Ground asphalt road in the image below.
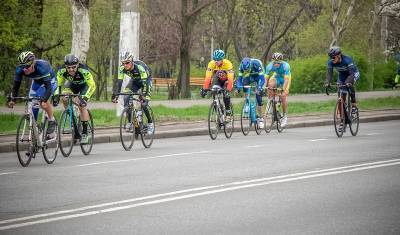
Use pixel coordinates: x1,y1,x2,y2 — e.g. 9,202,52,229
0,120,399,234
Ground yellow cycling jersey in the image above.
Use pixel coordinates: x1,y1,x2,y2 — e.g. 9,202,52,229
203,59,234,90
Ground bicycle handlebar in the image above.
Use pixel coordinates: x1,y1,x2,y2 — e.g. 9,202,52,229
325,83,353,96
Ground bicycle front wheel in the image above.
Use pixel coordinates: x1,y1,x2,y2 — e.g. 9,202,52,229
334,100,345,137
264,100,274,133
224,104,234,139
240,102,251,136
208,103,219,140
42,118,59,164
120,107,135,150
349,105,359,136
140,106,154,148
16,114,34,167
79,109,94,155
58,110,74,157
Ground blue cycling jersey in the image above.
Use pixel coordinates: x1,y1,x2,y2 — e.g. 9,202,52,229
236,58,265,90
327,54,360,83
15,59,55,82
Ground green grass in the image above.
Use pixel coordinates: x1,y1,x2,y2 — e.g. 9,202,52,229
0,96,399,134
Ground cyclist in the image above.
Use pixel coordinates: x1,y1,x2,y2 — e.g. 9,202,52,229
200,49,234,116
324,46,360,131
394,62,400,88
265,52,292,127
7,51,57,139
53,54,96,144
235,57,265,127
112,52,153,134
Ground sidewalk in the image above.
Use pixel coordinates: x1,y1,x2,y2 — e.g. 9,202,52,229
1,109,399,153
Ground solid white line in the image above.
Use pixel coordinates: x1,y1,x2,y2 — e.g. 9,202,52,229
246,145,264,148
75,151,210,167
0,172,17,176
1,158,399,230
309,139,328,142
366,133,381,136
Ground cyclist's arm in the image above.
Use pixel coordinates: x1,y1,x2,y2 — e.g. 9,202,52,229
55,68,65,95
282,63,291,93
82,69,96,100
11,68,24,98
203,61,214,89
264,62,273,85
225,60,234,91
326,60,334,84
43,79,53,102
116,66,125,93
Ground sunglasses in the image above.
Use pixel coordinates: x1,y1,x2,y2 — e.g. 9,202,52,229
122,61,131,65
66,65,78,70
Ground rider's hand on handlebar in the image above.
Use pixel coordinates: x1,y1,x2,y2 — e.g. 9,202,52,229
52,95,60,107
111,94,118,103
200,88,207,98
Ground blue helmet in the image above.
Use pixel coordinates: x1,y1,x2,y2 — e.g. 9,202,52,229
212,49,225,61
240,57,251,71
328,46,341,58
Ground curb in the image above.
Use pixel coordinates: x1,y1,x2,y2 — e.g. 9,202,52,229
1,114,399,154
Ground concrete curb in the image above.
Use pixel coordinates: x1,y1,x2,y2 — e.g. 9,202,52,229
1,113,399,154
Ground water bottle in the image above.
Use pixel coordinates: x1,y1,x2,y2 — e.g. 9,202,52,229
250,101,256,122
137,110,142,122
244,102,249,113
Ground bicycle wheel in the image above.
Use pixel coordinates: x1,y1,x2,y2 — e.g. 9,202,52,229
16,114,34,167
140,106,155,148
120,107,135,150
349,104,359,136
208,103,219,140
276,109,284,133
240,102,251,136
58,110,74,157
333,100,345,137
254,107,262,135
224,103,234,139
79,109,94,155
264,100,274,133
42,118,59,164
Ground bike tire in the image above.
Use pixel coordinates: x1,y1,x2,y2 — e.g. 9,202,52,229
42,118,59,164
276,110,284,133
240,102,251,136
16,114,34,167
334,100,345,137
349,104,359,136
208,103,219,140
58,110,74,157
80,109,94,155
120,107,135,150
140,106,155,148
264,100,274,133
224,104,234,139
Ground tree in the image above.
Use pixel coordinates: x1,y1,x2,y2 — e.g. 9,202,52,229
70,0,90,63
329,0,356,47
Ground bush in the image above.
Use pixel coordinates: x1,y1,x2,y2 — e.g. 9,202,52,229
290,55,327,94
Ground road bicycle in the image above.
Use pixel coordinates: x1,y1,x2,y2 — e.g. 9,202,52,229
326,84,359,137
238,85,262,136
13,96,59,167
58,94,94,157
204,85,234,140
114,92,155,150
264,87,284,133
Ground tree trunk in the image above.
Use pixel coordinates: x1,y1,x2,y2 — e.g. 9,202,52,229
70,0,90,63
329,0,356,47
177,14,192,99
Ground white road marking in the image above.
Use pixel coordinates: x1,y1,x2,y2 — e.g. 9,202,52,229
75,151,211,167
0,172,16,176
309,139,328,142
366,133,381,136
246,145,264,148
1,158,399,230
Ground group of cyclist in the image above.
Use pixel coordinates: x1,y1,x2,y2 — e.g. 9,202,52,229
201,49,293,128
6,45,359,146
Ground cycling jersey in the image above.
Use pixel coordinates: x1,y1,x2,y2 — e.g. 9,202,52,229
118,61,152,99
12,59,57,101
236,58,265,91
56,63,96,100
265,61,291,88
327,54,360,84
203,59,234,91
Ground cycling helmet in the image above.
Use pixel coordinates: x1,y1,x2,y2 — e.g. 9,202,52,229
328,46,341,58
64,54,79,66
240,57,251,71
271,52,283,61
18,51,35,65
212,49,225,61
121,51,134,63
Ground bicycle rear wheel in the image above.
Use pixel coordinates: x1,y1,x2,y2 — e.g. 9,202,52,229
264,100,274,133
42,118,59,164
276,110,284,133
16,114,34,167
140,106,155,148
240,102,251,136
208,103,219,140
224,104,234,139
120,107,135,150
58,110,74,157
334,100,345,137
349,104,359,136
79,109,94,155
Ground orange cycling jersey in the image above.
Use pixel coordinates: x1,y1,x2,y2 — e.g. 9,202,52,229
203,59,234,91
